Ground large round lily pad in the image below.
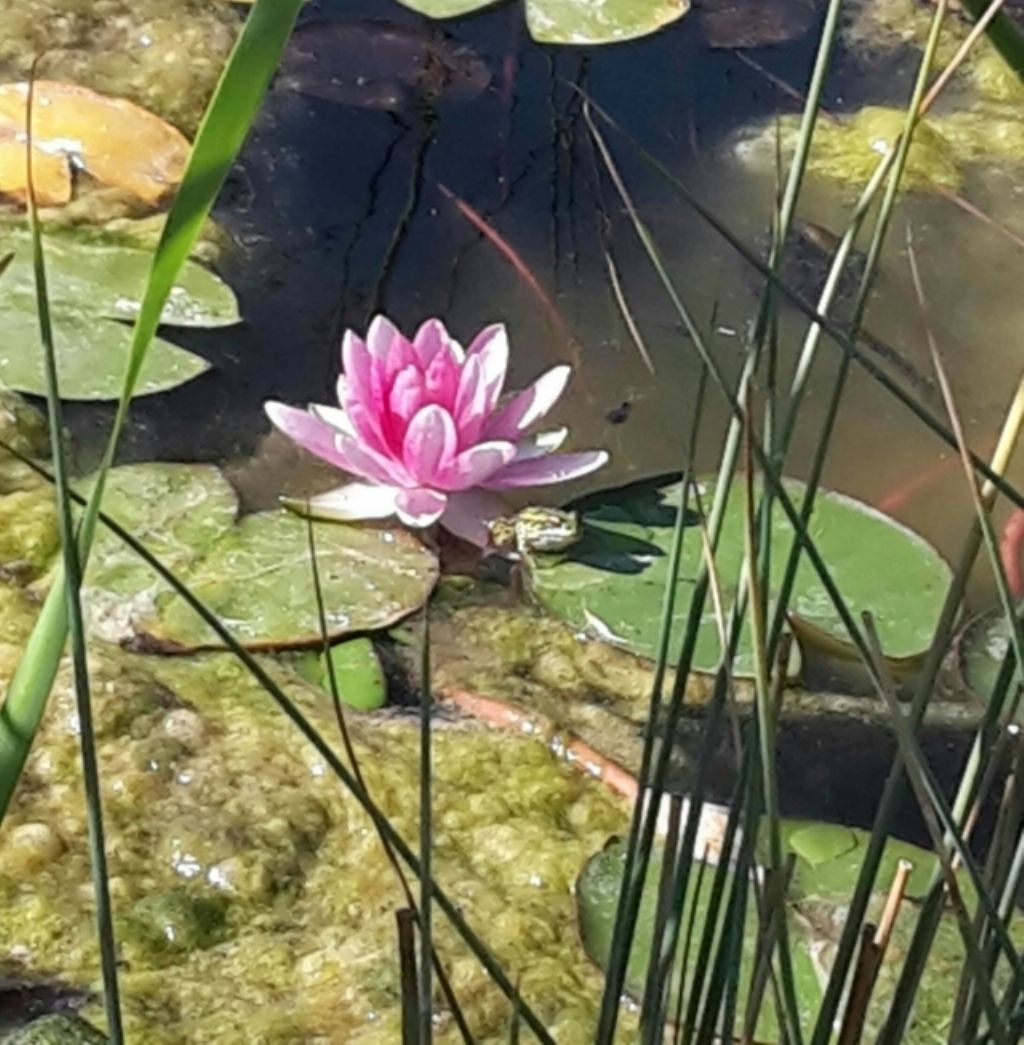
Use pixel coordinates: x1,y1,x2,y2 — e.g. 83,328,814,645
530,474,951,678
394,0,689,44
142,508,438,651
81,462,438,650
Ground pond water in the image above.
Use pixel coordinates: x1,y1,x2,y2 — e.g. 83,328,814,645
38,0,1024,606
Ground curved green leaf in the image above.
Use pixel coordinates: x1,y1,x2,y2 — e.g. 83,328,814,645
391,0,501,17
0,310,210,400
531,475,951,677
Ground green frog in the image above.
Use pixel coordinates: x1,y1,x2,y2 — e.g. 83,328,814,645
486,506,580,597
487,506,581,558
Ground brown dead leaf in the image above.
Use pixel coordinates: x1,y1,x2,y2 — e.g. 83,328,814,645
0,137,72,205
0,81,189,206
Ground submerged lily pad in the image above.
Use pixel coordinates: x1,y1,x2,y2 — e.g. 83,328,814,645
144,509,437,651
0,229,238,399
531,474,951,677
395,0,689,44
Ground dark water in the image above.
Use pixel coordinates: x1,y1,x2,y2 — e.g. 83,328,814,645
62,0,1024,601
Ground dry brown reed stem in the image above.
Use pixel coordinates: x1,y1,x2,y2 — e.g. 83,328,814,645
837,859,914,1045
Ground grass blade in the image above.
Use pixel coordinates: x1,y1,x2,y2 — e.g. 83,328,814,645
24,73,123,1042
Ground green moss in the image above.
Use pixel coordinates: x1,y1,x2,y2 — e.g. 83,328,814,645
0,0,239,136
5,1015,107,1045
0,640,630,1041
0,485,60,578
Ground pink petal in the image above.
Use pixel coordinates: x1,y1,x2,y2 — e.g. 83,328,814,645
334,431,411,486
365,315,402,360
512,427,568,461
484,450,609,489
383,327,417,384
439,489,507,547
265,401,354,472
422,346,462,410
341,331,373,408
395,487,448,528
402,404,457,483
437,440,517,491
412,318,456,368
483,365,570,440
465,324,509,414
310,403,356,436
452,355,486,444
287,482,398,521
388,365,425,427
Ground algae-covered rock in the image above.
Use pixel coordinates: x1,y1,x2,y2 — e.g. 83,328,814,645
0,637,630,1041
123,888,229,963
4,1014,107,1045
737,106,963,193
0,486,60,578
0,0,239,135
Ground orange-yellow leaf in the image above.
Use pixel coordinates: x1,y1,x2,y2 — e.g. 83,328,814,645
0,81,190,205
0,136,72,206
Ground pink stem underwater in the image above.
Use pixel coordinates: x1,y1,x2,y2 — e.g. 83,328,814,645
1000,507,1024,602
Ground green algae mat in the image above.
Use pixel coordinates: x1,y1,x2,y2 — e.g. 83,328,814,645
530,474,951,678
81,462,438,650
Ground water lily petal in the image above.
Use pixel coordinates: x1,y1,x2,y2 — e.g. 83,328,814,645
423,345,461,411
403,404,457,483
341,330,373,409
335,432,411,485
438,439,517,491
395,487,448,528
483,364,570,440
465,323,509,413
296,481,398,521
452,355,486,443
413,318,459,368
310,403,356,436
512,427,568,461
265,402,354,472
484,449,609,489
365,314,403,360
440,488,506,547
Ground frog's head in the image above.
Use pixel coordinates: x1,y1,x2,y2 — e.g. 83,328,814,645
516,506,581,553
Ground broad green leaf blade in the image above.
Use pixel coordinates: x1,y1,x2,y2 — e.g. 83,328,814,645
0,310,210,399
526,0,689,45
141,510,438,650
0,231,240,329
319,637,387,711
531,475,951,676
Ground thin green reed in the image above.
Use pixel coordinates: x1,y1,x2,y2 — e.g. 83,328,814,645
25,75,123,1042
0,0,305,821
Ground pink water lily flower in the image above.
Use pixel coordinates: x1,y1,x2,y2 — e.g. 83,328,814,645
265,316,608,546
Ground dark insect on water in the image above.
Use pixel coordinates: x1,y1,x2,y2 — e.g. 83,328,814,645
606,401,633,425
277,18,492,113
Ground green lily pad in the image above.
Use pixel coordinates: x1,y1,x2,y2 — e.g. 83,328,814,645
959,606,1024,715
0,309,210,400
143,510,438,651
576,837,823,1040
395,0,689,44
576,823,943,1038
82,463,240,642
531,475,951,677
0,229,238,399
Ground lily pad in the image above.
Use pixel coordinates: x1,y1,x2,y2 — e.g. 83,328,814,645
82,463,240,643
531,474,951,677
143,509,437,651
0,309,210,400
293,637,388,711
0,228,238,399
395,0,689,44
577,824,942,1038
